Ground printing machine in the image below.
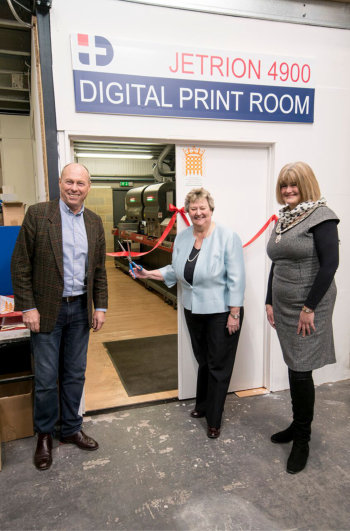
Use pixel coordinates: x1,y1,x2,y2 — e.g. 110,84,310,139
113,180,177,305
121,181,175,236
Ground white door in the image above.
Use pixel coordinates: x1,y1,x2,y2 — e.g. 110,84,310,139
176,144,271,399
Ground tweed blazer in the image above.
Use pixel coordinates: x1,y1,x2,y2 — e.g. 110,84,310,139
11,198,108,333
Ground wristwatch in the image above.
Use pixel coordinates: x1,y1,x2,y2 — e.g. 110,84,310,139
230,313,240,319
302,306,314,313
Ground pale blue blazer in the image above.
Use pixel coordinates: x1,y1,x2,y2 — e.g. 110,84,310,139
159,223,245,314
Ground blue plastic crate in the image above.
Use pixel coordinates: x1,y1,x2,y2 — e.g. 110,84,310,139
0,226,21,295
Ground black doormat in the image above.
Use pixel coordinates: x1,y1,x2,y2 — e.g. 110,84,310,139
103,334,178,397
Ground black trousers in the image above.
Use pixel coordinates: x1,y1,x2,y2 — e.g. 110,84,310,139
184,308,244,428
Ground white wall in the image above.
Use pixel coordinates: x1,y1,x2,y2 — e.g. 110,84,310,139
48,0,350,391
0,115,36,207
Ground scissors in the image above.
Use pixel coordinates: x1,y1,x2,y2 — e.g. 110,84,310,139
118,240,143,279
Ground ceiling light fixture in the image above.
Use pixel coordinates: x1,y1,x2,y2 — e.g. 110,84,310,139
75,153,153,160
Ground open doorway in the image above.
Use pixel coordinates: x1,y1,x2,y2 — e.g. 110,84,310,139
73,140,178,412
73,138,272,412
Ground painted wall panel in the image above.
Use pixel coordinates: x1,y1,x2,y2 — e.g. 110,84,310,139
48,0,350,391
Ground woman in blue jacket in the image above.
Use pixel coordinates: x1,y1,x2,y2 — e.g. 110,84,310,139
133,188,245,438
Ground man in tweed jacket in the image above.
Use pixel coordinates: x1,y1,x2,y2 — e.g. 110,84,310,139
11,163,108,470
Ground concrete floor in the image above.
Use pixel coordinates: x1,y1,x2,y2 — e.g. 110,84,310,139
1,380,350,531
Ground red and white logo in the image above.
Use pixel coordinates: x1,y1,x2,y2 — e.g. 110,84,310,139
76,34,114,67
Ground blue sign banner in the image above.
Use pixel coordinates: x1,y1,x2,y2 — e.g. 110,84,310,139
73,70,314,123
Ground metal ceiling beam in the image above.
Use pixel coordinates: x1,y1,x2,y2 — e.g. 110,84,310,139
0,18,30,30
36,3,60,198
0,95,29,102
0,85,29,91
0,108,29,113
0,49,31,56
121,0,350,29
0,69,28,75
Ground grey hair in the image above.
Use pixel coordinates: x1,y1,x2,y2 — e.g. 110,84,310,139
184,188,215,212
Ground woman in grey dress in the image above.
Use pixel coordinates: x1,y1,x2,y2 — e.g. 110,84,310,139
266,161,339,474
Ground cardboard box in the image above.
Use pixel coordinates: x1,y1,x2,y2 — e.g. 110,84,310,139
2,202,25,226
0,194,18,202
0,380,34,442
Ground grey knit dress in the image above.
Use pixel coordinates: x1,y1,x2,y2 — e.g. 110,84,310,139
267,206,339,371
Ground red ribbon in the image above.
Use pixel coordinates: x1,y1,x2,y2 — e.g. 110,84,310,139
106,204,190,258
168,204,190,226
107,209,277,258
242,214,278,248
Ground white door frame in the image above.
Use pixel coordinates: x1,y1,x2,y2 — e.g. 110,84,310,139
57,131,276,399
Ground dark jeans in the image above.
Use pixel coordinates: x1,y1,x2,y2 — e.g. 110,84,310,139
184,308,244,429
31,296,90,437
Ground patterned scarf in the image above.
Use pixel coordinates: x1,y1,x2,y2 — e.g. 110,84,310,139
275,198,326,243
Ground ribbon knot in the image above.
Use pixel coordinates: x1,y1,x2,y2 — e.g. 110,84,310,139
169,204,190,226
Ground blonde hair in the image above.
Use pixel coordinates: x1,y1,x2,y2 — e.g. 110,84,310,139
276,161,321,205
184,188,215,212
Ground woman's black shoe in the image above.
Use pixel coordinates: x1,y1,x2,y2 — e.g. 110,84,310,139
271,423,294,444
287,441,309,474
190,410,205,418
207,427,220,439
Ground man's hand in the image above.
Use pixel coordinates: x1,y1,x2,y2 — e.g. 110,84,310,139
92,310,106,332
22,309,40,333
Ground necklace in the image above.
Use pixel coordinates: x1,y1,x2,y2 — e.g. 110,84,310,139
275,199,326,244
275,206,318,243
189,222,213,261
275,211,309,243
187,248,200,262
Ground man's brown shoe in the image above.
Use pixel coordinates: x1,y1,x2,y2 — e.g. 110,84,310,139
60,430,99,450
34,433,53,470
